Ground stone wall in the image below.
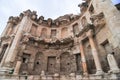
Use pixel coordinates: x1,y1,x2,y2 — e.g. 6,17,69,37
0,0,120,79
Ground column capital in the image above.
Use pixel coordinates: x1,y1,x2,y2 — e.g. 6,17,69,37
7,16,19,25
17,56,22,61
86,29,94,38
7,16,14,23
79,40,83,45
78,37,83,44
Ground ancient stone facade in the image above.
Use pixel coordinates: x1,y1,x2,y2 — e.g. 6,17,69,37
0,0,120,80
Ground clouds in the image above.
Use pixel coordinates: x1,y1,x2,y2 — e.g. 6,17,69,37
111,0,120,5
0,0,82,35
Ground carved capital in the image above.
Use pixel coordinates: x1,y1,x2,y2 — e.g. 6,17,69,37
23,36,29,43
78,2,88,13
8,16,19,25
55,21,60,26
8,16,16,24
38,16,44,24
47,18,52,26
22,33,31,43
79,40,83,45
90,12,106,27
17,56,22,61
86,29,93,38
19,13,24,20
23,9,31,16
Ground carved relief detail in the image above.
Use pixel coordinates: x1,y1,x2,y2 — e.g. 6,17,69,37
90,12,106,27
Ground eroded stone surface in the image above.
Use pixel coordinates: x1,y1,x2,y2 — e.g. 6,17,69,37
0,0,120,80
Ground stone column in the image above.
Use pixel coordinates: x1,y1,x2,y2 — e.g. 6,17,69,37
13,44,26,75
4,16,29,67
13,60,22,75
86,29,103,75
1,20,14,37
79,41,88,75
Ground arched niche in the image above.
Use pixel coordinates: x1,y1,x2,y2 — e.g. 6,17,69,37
60,52,71,74
40,28,47,38
61,27,68,38
30,24,38,36
72,23,79,36
34,52,44,74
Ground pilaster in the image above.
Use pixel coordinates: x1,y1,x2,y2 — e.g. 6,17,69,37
4,16,29,67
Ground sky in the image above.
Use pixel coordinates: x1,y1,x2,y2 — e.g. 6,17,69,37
112,0,120,4
0,0,82,35
0,0,120,35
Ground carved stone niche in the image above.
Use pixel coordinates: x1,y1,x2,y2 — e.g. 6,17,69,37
60,19,70,25
90,12,106,27
38,16,44,24
22,36,29,43
22,33,31,43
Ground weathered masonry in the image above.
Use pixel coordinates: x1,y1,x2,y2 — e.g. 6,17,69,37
0,0,120,80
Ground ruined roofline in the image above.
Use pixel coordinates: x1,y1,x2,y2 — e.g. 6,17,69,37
7,9,81,27
7,0,91,27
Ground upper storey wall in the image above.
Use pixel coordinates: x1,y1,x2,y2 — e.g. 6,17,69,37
27,18,83,39
1,10,85,40
2,0,120,45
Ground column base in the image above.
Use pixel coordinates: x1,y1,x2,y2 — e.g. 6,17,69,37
69,73,76,77
54,73,59,77
41,70,45,76
95,70,104,75
110,73,118,79
13,72,18,75
108,69,120,74
0,67,13,75
83,72,89,77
